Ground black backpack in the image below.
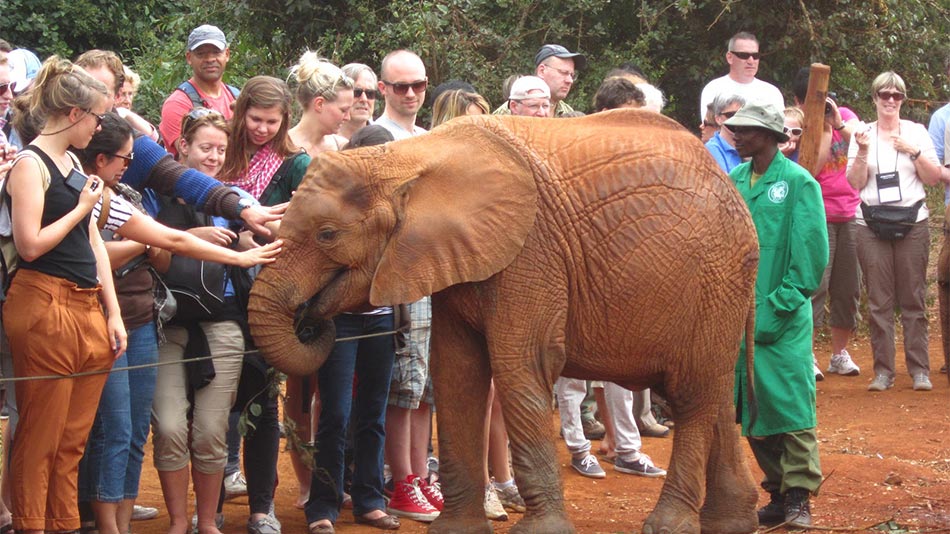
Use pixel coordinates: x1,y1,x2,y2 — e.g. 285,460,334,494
176,80,240,109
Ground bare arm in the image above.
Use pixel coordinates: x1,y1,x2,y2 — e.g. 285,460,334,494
9,157,103,262
117,210,282,268
892,134,943,186
846,128,871,190
90,219,127,359
104,239,149,268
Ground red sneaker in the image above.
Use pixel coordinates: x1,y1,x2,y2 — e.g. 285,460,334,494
386,474,440,522
419,478,444,511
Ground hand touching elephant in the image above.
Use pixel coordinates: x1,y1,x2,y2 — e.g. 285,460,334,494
248,109,761,534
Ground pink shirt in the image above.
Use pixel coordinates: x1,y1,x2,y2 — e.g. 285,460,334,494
159,79,236,158
815,107,860,222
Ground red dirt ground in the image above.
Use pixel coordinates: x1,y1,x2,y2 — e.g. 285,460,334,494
132,336,950,534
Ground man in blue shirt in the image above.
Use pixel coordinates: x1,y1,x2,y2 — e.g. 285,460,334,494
705,93,746,173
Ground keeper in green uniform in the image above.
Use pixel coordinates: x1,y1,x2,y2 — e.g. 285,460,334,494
726,103,829,530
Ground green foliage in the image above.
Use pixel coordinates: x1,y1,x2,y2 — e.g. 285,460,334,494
3,0,948,130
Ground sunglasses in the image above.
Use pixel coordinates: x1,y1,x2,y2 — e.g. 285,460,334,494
84,109,106,127
0,83,11,95
187,107,224,120
113,152,134,168
877,91,906,102
353,88,378,100
784,127,803,136
719,110,737,119
382,79,428,95
730,51,761,60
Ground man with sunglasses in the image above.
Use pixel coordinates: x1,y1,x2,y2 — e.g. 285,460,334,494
705,93,746,173
160,25,238,157
699,31,784,123
725,103,828,530
375,50,428,140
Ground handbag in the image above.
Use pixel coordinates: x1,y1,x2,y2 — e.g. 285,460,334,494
860,200,923,241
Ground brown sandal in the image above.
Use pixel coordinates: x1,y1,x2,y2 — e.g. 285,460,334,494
355,512,401,530
309,521,335,534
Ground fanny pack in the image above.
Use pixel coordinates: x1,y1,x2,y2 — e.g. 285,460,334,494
860,200,923,240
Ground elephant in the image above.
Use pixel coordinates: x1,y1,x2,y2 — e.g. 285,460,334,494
248,109,761,534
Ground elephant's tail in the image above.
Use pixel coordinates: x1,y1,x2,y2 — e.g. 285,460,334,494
745,297,758,428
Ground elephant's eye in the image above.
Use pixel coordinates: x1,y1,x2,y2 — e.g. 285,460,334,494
317,227,339,243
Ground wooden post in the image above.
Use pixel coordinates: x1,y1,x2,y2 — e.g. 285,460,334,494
798,63,831,177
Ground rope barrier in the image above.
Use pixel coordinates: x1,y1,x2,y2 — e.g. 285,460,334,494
0,327,411,384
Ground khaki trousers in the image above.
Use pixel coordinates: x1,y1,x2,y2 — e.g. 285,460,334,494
856,222,930,378
3,269,113,532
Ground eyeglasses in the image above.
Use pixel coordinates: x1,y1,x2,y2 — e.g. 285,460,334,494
353,88,378,100
182,107,224,133
187,107,224,120
730,51,761,60
0,83,11,95
516,101,552,113
877,91,905,102
84,109,106,127
719,111,737,119
784,127,803,136
112,152,134,168
543,64,576,80
381,79,428,95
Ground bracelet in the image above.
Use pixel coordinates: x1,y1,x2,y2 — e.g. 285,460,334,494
833,123,846,131
910,149,922,161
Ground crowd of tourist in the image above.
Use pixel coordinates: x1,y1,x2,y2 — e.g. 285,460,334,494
0,22,948,534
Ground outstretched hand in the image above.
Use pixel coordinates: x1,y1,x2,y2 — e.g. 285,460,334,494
242,204,286,238
237,239,283,267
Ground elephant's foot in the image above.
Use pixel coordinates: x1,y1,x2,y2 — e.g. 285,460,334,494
509,512,575,534
699,486,758,534
643,503,700,534
427,515,493,534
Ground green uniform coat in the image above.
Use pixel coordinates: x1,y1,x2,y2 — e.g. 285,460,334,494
731,152,829,437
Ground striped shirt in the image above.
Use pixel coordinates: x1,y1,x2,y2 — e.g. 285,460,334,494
91,190,136,231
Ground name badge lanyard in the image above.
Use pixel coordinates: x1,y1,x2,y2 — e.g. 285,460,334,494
875,124,901,204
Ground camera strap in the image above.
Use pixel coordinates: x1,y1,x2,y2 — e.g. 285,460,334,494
875,123,901,204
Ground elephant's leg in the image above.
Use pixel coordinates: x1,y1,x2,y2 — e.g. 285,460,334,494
699,391,758,534
643,368,736,534
427,308,493,534
938,232,950,382
492,342,575,534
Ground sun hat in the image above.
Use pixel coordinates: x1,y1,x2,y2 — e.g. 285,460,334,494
724,103,790,142
534,44,587,71
8,49,41,93
508,76,551,101
187,25,227,52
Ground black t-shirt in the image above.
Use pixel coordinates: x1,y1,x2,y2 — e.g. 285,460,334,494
18,146,98,288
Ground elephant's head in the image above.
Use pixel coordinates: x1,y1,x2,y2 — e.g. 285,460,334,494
248,116,539,375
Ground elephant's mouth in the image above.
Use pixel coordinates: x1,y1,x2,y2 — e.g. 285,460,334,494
293,267,349,343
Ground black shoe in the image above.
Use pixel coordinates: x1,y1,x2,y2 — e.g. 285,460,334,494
941,364,948,374
757,491,784,525
783,488,813,529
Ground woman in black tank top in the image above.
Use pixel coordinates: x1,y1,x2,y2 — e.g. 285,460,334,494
2,56,124,534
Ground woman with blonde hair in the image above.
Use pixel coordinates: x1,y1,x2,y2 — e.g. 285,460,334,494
846,71,947,393
430,89,490,128
288,52,354,155
3,55,121,534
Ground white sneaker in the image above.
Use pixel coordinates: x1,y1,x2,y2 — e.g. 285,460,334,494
812,355,824,381
225,471,248,498
827,349,860,376
484,485,508,521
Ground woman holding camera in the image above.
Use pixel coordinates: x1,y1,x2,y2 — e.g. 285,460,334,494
846,71,945,393
2,56,123,534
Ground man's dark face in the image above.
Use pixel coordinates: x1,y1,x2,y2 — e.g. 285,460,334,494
730,127,776,158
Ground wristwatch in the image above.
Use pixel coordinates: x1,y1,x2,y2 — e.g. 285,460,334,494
910,149,922,161
237,197,256,213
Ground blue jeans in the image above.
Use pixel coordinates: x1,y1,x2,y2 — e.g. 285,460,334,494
306,313,394,523
79,323,159,501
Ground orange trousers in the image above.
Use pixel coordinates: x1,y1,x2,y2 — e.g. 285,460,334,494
3,269,113,532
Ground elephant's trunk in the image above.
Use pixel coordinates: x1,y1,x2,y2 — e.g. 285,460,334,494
248,268,335,376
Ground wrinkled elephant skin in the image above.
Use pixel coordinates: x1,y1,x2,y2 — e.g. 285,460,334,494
248,110,761,534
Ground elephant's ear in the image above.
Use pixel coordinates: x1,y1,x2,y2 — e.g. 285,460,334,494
370,120,538,305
